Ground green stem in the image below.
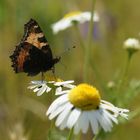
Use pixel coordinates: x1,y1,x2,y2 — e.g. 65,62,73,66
90,58,107,93
83,0,97,82
77,132,81,140
47,121,54,139
87,0,96,47
67,128,74,140
118,52,133,94
73,23,85,50
92,134,98,140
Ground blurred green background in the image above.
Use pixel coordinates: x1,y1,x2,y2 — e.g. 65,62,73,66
0,0,140,140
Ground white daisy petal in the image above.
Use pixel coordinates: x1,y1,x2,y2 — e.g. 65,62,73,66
46,86,52,92
55,87,62,94
46,94,68,115
37,84,47,96
94,109,107,132
101,100,115,108
33,88,40,92
49,102,67,119
73,119,81,134
27,84,39,89
116,108,129,119
120,113,129,120
59,111,71,130
88,111,99,134
79,111,89,134
104,110,118,124
30,81,43,84
67,108,81,128
98,109,113,132
55,102,73,127
63,84,76,89
100,103,116,113
54,80,74,86
55,90,70,95
48,81,55,84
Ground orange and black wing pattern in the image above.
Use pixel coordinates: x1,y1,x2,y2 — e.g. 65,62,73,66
10,19,60,76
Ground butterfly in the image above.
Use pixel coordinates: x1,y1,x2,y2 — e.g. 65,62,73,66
10,19,60,77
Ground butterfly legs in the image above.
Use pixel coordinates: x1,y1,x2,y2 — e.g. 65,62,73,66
51,66,57,80
41,67,56,82
41,72,45,82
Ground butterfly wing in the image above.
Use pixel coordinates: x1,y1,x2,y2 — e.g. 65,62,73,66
23,19,51,50
10,19,57,76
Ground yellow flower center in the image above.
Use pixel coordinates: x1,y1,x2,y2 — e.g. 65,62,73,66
46,75,62,82
68,83,101,110
64,11,81,19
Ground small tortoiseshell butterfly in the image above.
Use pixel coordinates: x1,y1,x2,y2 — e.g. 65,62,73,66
10,19,60,76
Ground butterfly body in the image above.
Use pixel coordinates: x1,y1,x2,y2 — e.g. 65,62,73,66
10,19,60,76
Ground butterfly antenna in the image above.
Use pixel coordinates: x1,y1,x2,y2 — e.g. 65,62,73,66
59,45,76,57
55,46,76,72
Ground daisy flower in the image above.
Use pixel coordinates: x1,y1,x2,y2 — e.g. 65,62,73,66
51,11,99,34
28,79,75,96
124,38,140,53
47,83,129,135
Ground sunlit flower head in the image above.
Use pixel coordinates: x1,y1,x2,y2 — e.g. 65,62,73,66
107,81,116,89
47,83,129,135
124,38,140,53
51,11,99,34
28,77,75,96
